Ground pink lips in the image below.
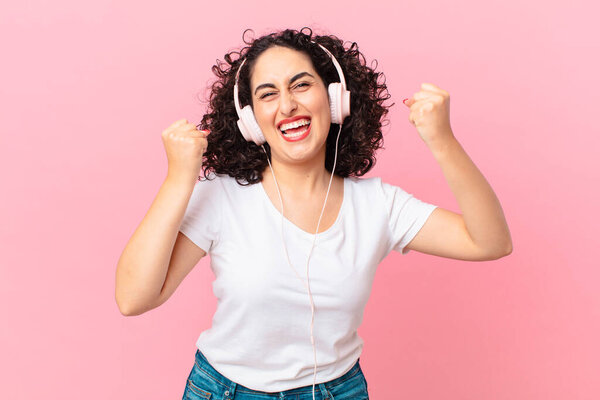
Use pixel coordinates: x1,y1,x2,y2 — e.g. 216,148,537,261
281,123,311,142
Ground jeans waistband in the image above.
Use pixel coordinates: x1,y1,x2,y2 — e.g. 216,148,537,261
193,348,363,395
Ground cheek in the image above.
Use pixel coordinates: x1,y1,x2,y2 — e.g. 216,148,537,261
254,104,275,125
319,97,332,124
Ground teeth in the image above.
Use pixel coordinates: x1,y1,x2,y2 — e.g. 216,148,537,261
279,119,310,131
283,126,309,138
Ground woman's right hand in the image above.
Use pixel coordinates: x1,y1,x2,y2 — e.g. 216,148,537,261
161,118,210,185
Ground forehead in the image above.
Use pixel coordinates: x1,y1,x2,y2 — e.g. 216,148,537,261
250,46,316,87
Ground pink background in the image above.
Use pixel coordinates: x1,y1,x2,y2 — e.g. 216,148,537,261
1,1,598,399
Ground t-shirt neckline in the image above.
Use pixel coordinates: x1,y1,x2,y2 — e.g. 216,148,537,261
257,177,347,239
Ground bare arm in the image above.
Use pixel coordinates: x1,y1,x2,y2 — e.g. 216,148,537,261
116,119,210,315
115,177,203,316
405,137,513,260
403,84,512,259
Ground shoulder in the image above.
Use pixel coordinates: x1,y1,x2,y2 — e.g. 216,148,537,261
345,175,383,190
348,175,415,196
344,176,388,206
195,172,258,200
190,173,232,201
345,175,420,211
345,175,394,198
197,172,247,189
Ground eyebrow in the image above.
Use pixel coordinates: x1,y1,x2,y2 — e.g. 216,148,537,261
254,72,315,95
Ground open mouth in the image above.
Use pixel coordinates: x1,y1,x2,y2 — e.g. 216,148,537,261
279,118,311,141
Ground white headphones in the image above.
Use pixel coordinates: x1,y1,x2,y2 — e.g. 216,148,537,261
233,42,351,144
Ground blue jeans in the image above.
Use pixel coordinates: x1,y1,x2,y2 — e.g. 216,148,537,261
182,349,370,399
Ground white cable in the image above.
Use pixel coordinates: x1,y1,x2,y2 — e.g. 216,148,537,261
261,123,342,400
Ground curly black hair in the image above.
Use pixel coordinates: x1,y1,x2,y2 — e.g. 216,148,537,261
196,27,393,185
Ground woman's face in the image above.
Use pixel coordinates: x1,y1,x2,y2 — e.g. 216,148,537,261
249,46,331,166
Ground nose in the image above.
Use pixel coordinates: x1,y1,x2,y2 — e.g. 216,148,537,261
279,90,298,115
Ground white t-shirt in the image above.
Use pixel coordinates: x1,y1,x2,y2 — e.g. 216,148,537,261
179,173,437,392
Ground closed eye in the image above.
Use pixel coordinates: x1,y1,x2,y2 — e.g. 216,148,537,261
294,82,313,92
258,82,311,99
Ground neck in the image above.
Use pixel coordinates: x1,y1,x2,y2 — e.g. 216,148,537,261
263,150,334,197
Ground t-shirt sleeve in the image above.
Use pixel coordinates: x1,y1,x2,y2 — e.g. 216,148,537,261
178,176,223,253
379,179,438,255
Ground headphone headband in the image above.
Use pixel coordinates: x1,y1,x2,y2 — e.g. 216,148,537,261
234,42,346,102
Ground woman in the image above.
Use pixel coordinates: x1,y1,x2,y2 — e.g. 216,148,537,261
115,27,512,400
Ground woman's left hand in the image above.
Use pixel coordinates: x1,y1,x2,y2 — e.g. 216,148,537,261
403,83,454,147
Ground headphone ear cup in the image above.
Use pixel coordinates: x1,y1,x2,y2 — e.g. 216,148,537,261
238,105,266,145
236,106,252,142
327,83,351,124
